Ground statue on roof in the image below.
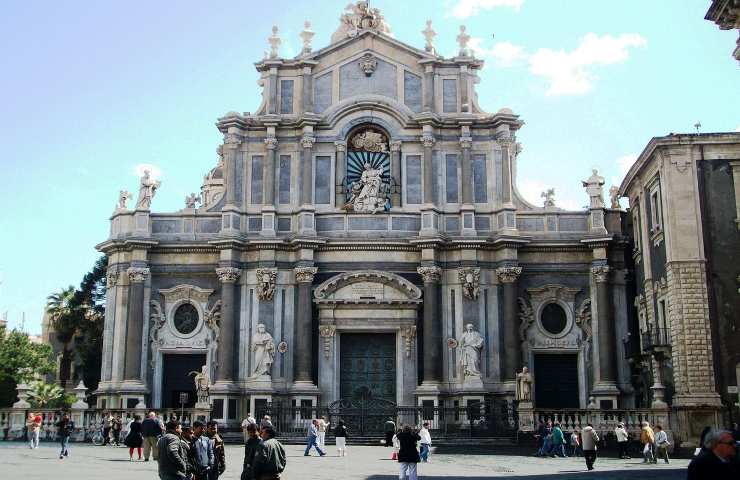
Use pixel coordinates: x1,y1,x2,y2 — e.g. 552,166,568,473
332,1,392,43
135,170,161,210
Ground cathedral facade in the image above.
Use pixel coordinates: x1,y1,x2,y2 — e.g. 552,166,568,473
96,2,633,425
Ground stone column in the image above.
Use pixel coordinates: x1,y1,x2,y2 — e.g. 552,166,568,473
222,136,241,234
299,136,316,235
124,267,149,381
497,136,513,205
496,266,522,382
215,267,241,382
302,65,314,113
422,64,435,112
293,267,318,384
389,141,402,208
418,266,442,384
592,266,617,383
460,65,469,112
334,141,347,208
460,135,476,236
264,137,277,206
421,134,435,204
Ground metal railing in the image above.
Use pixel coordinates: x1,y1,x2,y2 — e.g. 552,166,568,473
641,327,671,351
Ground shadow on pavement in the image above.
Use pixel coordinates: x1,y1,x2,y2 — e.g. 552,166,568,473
364,469,686,480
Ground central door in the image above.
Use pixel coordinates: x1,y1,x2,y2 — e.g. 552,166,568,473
533,353,579,408
162,353,206,408
340,333,396,402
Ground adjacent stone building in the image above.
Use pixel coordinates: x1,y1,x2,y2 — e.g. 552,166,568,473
96,2,633,429
619,132,740,441
705,0,740,62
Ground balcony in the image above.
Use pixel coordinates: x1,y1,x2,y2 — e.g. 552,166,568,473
641,327,671,352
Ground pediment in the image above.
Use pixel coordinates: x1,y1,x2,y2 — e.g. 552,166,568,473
314,270,422,305
308,30,431,71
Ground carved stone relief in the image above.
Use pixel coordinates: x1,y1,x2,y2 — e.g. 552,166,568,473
255,268,277,301
458,267,480,300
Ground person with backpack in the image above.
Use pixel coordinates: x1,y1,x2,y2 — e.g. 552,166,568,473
654,425,671,464
55,413,75,459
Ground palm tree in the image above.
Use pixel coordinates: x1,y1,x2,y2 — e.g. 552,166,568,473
46,286,80,387
27,381,65,408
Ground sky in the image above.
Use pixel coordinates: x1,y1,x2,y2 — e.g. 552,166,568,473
0,0,737,334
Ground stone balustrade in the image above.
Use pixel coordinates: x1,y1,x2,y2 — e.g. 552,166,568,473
520,407,671,437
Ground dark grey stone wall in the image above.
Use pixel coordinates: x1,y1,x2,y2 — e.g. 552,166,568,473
559,216,588,231
406,155,422,204
316,217,345,231
339,58,397,100
446,154,459,203
472,154,487,203
517,217,545,232
314,156,331,204
348,216,387,230
250,156,263,204
314,72,332,113
442,79,457,113
196,218,221,233
391,217,421,231
404,71,422,113
495,149,503,203
152,219,182,234
278,155,291,204
280,79,294,114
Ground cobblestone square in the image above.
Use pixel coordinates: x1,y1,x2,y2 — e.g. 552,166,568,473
0,443,690,479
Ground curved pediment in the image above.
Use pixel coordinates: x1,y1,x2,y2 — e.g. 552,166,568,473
314,270,421,305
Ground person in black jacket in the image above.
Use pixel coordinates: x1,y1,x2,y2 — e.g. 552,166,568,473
125,415,144,461
396,425,421,480
142,412,164,461
241,423,262,480
688,429,739,479
55,413,75,460
334,420,348,457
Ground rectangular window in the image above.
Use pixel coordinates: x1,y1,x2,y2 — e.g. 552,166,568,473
314,156,331,204
278,155,291,204
280,79,294,114
442,79,457,113
445,154,459,203
649,187,662,231
405,155,422,204
472,154,488,203
250,156,263,204
227,399,237,420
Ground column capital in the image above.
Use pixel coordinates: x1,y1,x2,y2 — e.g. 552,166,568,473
334,141,347,152
294,266,318,283
417,265,442,283
301,136,316,149
420,135,435,148
496,135,512,148
223,132,242,146
106,271,119,288
390,141,402,152
126,267,150,283
459,136,473,149
591,265,611,283
496,266,522,283
216,267,242,283
264,137,278,150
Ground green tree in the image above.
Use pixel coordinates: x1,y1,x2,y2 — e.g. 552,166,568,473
0,327,54,407
46,285,81,387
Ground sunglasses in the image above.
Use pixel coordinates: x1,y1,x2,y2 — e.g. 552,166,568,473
718,440,736,446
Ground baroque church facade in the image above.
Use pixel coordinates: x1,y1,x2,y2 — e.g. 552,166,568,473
96,2,634,424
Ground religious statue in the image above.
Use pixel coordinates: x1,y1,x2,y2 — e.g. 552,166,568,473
456,25,471,57
458,324,484,377
251,323,275,377
188,365,210,405
351,130,387,152
332,1,392,42
541,188,556,208
344,162,389,213
516,366,533,401
117,190,131,210
581,169,605,209
185,193,200,209
458,268,480,300
136,169,161,210
609,185,620,209
255,268,277,301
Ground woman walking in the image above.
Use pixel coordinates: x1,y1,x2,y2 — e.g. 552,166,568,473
124,415,144,461
396,425,421,480
333,420,348,456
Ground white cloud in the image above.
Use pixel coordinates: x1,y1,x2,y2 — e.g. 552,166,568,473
134,163,162,180
451,0,524,18
735,125,740,132
617,153,638,176
528,33,646,95
469,37,526,66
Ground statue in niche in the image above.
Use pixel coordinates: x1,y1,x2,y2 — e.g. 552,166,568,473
344,162,389,214
251,323,275,377
255,269,277,301
458,323,484,378
516,366,533,401
136,169,161,210
581,169,605,209
188,365,210,405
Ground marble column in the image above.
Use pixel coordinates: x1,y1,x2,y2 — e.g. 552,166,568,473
418,266,442,384
460,137,473,204
223,137,240,206
215,267,241,382
293,267,317,384
592,265,617,383
390,141,402,207
460,65,469,112
421,135,435,204
422,64,435,112
124,267,149,381
497,136,513,205
334,141,347,208
496,266,522,382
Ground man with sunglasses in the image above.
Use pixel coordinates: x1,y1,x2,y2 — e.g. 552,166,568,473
687,429,739,478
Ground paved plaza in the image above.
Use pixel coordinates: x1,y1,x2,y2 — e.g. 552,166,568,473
0,442,690,479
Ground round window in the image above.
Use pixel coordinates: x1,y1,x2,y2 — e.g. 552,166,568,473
173,303,199,335
541,303,567,335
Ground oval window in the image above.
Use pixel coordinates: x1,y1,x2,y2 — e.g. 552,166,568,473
173,303,199,335
541,303,567,335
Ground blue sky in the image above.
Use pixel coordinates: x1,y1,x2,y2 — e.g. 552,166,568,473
0,0,737,334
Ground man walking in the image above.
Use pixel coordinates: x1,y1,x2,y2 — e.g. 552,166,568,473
580,423,600,471
551,422,566,457
615,422,629,459
112,415,123,446
157,420,188,480
654,425,670,464
640,421,656,463
102,411,113,446
384,417,396,448
253,425,287,479
55,413,75,459
206,421,226,479
241,413,256,443
304,419,326,456
142,411,164,461
396,425,421,480
191,421,215,480
418,422,432,463
241,423,262,480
